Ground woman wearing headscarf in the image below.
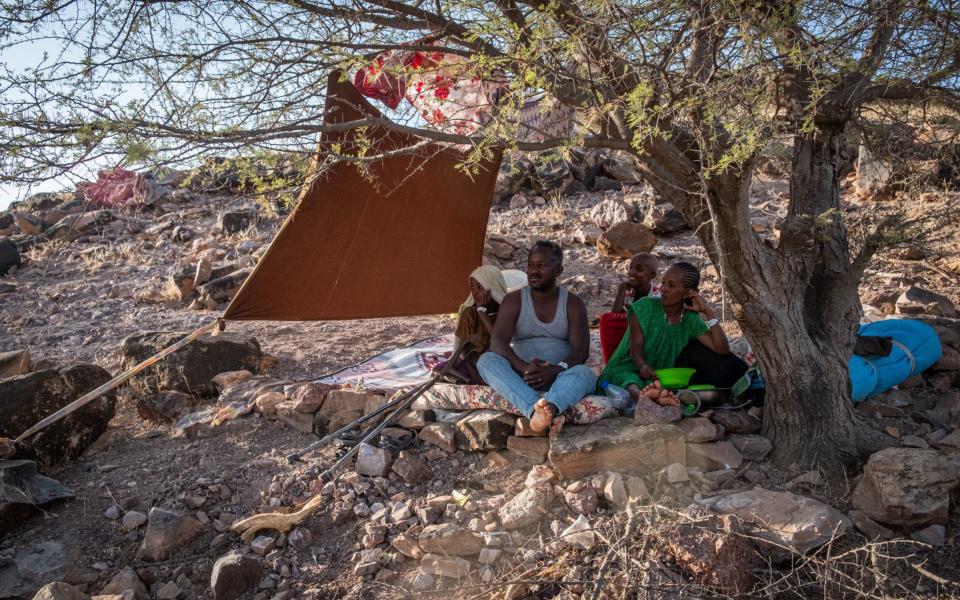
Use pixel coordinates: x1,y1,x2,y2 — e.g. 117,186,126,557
597,261,747,407
446,265,509,383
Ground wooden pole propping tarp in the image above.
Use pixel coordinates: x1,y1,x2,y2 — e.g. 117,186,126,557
15,319,224,444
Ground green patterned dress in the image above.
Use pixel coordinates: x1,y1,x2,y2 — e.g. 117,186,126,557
598,297,708,390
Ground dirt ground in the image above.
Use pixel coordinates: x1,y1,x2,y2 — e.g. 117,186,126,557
1,174,959,599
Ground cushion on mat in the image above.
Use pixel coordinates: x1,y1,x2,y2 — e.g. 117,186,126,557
412,383,618,425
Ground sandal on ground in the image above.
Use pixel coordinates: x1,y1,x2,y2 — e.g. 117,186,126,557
379,429,416,452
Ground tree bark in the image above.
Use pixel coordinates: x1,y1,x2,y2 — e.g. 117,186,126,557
635,122,888,473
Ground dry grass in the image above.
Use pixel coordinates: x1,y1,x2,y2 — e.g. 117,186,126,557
376,502,960,600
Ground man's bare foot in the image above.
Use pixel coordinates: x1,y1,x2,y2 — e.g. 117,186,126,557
641,381,663,401
655,390,679,407
529,398,557,436
548,414,565,437
515,418,537,437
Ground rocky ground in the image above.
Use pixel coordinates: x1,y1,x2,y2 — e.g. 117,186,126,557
1,148,959,600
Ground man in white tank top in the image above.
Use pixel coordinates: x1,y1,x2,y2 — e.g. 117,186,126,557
477,241,597,436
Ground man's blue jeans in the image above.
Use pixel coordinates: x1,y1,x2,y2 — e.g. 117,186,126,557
476,352,597,418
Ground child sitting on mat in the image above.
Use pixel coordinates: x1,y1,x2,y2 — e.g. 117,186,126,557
599,253,660,363
442,265,509,384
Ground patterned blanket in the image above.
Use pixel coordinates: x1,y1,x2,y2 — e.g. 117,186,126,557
314,332,619,425
314,335,454,393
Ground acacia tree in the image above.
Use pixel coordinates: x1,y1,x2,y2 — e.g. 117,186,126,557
2,0,958,470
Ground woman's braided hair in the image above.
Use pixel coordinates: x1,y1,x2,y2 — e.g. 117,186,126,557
670,261,701,291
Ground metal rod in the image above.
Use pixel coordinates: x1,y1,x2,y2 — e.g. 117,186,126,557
317,375,439,483
285,376,436,463
16,320,222,443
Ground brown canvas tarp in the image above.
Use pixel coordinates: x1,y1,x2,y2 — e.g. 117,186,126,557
223,73,503,321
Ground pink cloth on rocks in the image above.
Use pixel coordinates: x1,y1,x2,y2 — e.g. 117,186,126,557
76,168,146,208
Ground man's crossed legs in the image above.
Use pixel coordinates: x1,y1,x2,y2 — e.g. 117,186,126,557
477,352,597,435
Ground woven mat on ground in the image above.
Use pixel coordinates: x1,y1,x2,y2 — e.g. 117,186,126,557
314,332,603,393
313,335,454,394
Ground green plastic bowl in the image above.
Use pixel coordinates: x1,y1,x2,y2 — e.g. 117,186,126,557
655,368,696,389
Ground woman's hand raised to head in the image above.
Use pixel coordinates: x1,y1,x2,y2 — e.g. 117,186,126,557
473,287,492,307
684,292,714,317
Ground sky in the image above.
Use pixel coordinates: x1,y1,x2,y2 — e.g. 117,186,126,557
1,34,78,210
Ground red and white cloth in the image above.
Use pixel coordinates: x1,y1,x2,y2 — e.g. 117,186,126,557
353,48,574,139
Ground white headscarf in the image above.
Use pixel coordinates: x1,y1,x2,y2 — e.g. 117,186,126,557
454,266,509,348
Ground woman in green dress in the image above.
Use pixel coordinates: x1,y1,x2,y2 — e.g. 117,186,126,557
598,262,740,406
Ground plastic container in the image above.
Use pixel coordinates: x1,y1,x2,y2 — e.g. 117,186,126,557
599,381,632,411
675,389,701,416
655,368,697,389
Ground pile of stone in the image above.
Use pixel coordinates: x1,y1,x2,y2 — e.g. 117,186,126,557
490,149,691,251
301,407,781,591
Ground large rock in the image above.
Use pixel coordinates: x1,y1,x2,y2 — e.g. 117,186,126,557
498,486,555,529
0,459,75,505
418,524,483,556
643,202,689,235
663,516,759,594
29,582,89,600
276,401,314,433
0,237,21,276
0,540,81,599
0,350,31,380
549,419,685,480
120,331,262,396
896,286,957,318
392,451,433,484
100,567,148,600
0,365,116,468
677,417,717,443
419,554,470,579
354,443,392,477
418,423,456,453
454,410,516,451
287,382,330,413
507,436,550,462
197,268,254,305
708,409,761,434
312,390,387,436
851,448,960,528
217,209,258,234
587,198,630,229
136,391,193,423
686,442,743,472
710,487,850,556
137,508,204,561
596,222,657,258
729,434,773,462
210,552,261,600
854,144,895,201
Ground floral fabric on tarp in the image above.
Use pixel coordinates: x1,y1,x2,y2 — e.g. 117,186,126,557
353,49,507,136
353,49,574,139
412,384,618,425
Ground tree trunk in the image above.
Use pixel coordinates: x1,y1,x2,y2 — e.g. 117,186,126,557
737,123,883,472
636,121,887,474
